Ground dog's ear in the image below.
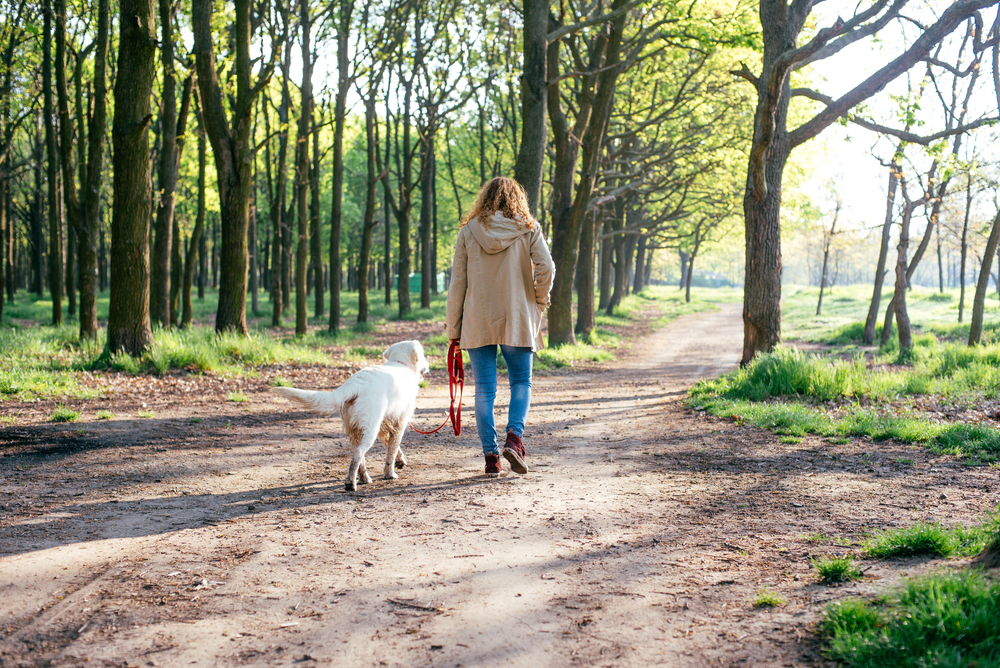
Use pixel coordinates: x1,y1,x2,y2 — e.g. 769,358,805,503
410,346,419,369
382,345,391,361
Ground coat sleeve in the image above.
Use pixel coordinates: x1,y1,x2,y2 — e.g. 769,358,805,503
446,228,469,340
530,225,555,306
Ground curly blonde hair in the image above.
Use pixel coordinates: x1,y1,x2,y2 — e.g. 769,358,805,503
460,177,536,229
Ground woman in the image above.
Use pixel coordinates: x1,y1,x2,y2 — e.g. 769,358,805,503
446,177,555,477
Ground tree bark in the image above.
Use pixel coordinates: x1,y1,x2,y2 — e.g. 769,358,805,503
43,0,63,326
419,130,435,309
598,217,613,310
193,0,256,336
548,0,626,345
77,0,109,336
575,210,597,336
358,90,379,324
310,111,322,319
632,234,647,295
182,107,206,328
969,208,1000,346
151,0,180,328
108,0,156,355
816,204,839,316
329,1,352,332
294,0,312,336
958,173,972,322
512,0,548,215
863,156,900,344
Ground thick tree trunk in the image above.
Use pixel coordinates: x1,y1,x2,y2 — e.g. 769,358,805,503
55,0,80,321
969,208,1000,346
43,0,62,326
863,158,900,344
193,0,254,336
512,0,548,214
108,0,156,355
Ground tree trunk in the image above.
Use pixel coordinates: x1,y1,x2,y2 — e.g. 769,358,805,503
958,173,972,322
863,158,900,344
893,201,920,353
170,214,181,325
598,217,613,309
77,0,110,339
150,0,180,328
55,0,79,323
294,0,312,336
248,181,259,315
329,2,352,332
816,209,838,316
107,0,156,355
548,1,626,345
632,234,647,295
193,0,255,336
310,113,322,319
43,0,62,326
970,208,1000,345
512,0,547,215
575,210,597,336
182,110,206,328
358,89,379,324
419,130,435,309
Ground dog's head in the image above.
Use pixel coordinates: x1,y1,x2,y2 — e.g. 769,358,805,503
383,340,430,377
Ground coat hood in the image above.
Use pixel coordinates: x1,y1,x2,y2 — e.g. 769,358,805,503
467,212,534,255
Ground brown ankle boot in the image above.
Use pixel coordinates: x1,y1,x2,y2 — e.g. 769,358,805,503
502,432,528,475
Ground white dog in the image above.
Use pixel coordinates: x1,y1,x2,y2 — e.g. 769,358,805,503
271,340,430,492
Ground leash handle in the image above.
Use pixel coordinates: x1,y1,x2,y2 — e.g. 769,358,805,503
410,341,464,435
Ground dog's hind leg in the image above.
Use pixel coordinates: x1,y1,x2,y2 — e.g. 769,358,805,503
382,426,405,480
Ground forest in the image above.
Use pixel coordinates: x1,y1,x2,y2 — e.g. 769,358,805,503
4,0,1000,665
0,0,999,361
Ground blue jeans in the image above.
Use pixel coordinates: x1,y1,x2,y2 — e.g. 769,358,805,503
467,345,534,455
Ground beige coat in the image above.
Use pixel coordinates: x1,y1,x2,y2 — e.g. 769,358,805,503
446,212,555,351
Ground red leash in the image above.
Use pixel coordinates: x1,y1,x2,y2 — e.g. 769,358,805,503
410,341,464,436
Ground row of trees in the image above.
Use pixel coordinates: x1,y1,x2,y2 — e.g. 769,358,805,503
0,0,999,361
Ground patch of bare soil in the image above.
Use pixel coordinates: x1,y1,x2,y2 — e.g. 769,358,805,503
2,304,999,667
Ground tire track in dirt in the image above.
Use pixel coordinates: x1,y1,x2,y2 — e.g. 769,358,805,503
3,302,997,667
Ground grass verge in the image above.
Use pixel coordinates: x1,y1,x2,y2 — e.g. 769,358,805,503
864,509,1000,559
821,571,1000,668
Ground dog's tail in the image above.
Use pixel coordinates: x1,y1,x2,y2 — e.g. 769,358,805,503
271,386,348,416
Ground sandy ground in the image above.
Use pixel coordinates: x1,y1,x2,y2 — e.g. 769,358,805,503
2,303,998,667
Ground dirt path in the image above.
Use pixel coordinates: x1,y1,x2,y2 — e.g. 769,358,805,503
3,304,999,667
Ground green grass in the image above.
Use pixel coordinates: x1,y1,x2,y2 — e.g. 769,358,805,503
270,376,293,387
689,342,1000,463
96,410,114,420
137,410,155,419
752,588,786,608
821,571,1000,667
864,510,1000,559
812,555,863,584
227,390,249,403
50,407,79,422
